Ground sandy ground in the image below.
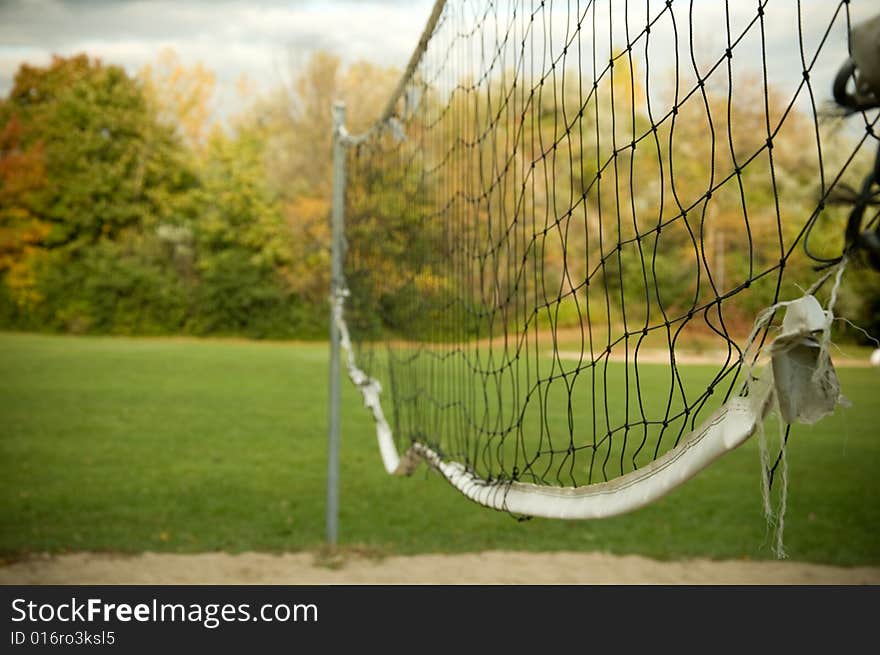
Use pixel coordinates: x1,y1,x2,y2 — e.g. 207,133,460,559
2,551,878,585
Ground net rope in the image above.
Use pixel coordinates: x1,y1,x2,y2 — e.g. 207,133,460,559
338,0,878,517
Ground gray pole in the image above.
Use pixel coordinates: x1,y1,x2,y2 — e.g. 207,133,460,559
327,101,346,546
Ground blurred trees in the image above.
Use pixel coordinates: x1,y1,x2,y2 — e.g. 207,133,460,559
0,49,876,341
0,114,48,311
0,54,195,332
139,48,216,150
255,52,399,305
0,51,399,337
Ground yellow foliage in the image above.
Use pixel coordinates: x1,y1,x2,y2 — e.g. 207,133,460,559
282,195,332,300
414,271,448,295
139,48,216,148
289,196,330,224
5,247,45,309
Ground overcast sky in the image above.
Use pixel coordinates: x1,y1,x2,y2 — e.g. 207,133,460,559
0,0,875,120
0,0,435,114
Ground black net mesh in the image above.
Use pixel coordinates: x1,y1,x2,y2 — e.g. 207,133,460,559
343,0,878,492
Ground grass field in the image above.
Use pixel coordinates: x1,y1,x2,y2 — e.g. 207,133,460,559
1,332,878,566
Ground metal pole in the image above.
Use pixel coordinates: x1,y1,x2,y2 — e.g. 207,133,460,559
326,101,346,546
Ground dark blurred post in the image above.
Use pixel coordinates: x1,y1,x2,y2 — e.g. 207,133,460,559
326,101,346,546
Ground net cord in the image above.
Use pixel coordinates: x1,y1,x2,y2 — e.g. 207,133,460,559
331,262,845,519
331,2,850,519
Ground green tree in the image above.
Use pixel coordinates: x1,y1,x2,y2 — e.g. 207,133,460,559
0,54,196,333
187,125,321,337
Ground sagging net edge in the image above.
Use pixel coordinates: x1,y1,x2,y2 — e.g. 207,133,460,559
331,0,865,519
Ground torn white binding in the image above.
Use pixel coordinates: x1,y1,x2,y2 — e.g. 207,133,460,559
410,397,764,519
334,286,844,519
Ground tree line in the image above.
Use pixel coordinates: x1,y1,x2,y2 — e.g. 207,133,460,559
0,50,877,341
0,51,395,338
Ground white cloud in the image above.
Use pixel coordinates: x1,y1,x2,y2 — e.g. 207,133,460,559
0,0,873,120
0,0,435,114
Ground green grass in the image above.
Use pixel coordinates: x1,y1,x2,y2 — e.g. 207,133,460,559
1,332,878,566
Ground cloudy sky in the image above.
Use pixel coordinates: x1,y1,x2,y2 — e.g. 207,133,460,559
0,0,875,120
0,0,435,114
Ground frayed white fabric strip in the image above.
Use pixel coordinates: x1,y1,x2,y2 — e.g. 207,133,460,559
333,281,843,519
333,288,418,476
769,295,844,425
